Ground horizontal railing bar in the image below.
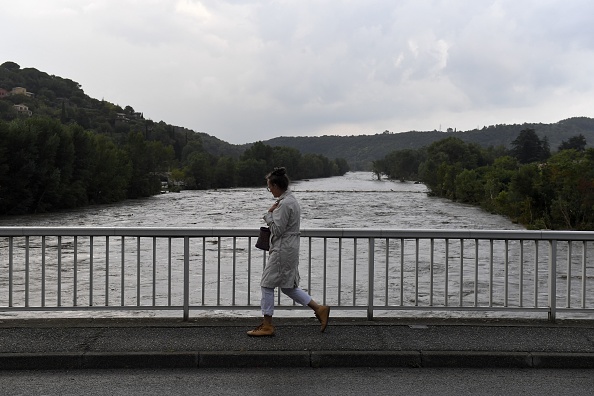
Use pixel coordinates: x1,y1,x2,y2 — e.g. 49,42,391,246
0,306,185,312
1,227,593,241
369,306,551,312
0,305,555,313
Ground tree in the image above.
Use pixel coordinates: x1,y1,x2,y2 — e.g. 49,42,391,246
271,146,301,178
0,120,38,213
124,131,171,198
334,158,350,175
454,169,483,204
371,159,386,180
481,156,518,213
507,163,550,227
299,154,325,179
418,137,487,196
185,152,214,189
241,141,274,166
212,156,237,188
236,158,268,187
68,125,95,206
61,101,68,123
181,135,204,163
545,149,594,229
558,134,587,152
380,149,424,181
1,61,20,71
510,129,550,164
87,134,132,204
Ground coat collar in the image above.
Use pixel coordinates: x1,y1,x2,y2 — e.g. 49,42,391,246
277,189,292,201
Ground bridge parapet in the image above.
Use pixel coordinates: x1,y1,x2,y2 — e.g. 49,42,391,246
1,227,593,321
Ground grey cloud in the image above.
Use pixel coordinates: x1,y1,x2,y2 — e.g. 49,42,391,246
3,0,594,144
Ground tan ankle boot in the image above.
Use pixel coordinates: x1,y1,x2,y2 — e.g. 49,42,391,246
315,306,331,332
247,322,276,337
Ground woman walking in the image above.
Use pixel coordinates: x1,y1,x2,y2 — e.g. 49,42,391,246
248,167,330,336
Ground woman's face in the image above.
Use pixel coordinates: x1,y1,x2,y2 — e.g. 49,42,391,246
267,180,281,198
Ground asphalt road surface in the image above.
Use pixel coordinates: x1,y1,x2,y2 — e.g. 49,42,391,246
1,367,593,395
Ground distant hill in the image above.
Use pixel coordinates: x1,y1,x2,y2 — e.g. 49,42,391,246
263,117,594,169
2,61,592,171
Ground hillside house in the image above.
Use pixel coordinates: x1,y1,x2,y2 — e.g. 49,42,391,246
13,104,32,116
11,87,34,97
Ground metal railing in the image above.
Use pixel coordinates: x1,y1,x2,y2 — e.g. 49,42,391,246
1,227,593,321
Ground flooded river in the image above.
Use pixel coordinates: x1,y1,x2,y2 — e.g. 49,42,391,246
0,172,525,231
2,172,548,320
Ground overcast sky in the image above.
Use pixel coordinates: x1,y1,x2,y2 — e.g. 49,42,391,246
3,1,594,144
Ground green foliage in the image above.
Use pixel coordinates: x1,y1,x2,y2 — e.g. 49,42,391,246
184,152,214,190
373,148,425,181
0,117,176,214
416,137,490,199
376,131,594,230
236,158,268,187
545,149,594,229
235,141,348,187
480,156,519,213
0,61,20,71
454,169,483,204
510,129,550,164
0,63,349,212
558,134,587,152
212,156,237,189
86,133,131,204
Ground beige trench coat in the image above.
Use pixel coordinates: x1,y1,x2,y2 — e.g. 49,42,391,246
260,190,301,288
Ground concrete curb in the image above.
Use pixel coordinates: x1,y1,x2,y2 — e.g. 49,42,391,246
2,351,594,370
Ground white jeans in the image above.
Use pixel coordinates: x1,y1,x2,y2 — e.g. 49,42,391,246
261,286,312,316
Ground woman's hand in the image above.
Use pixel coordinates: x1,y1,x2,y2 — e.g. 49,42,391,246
268,200,280,212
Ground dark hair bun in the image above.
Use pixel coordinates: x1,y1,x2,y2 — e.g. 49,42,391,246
272,167,286,176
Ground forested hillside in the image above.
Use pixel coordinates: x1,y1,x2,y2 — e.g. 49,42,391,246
265,118,594,170
0,61,244,159
0,62,347,215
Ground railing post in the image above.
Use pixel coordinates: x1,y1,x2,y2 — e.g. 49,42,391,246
183,236,190,322
548,240,557,322
367,237,375,320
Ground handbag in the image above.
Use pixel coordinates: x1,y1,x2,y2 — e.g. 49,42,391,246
255,226,271,251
